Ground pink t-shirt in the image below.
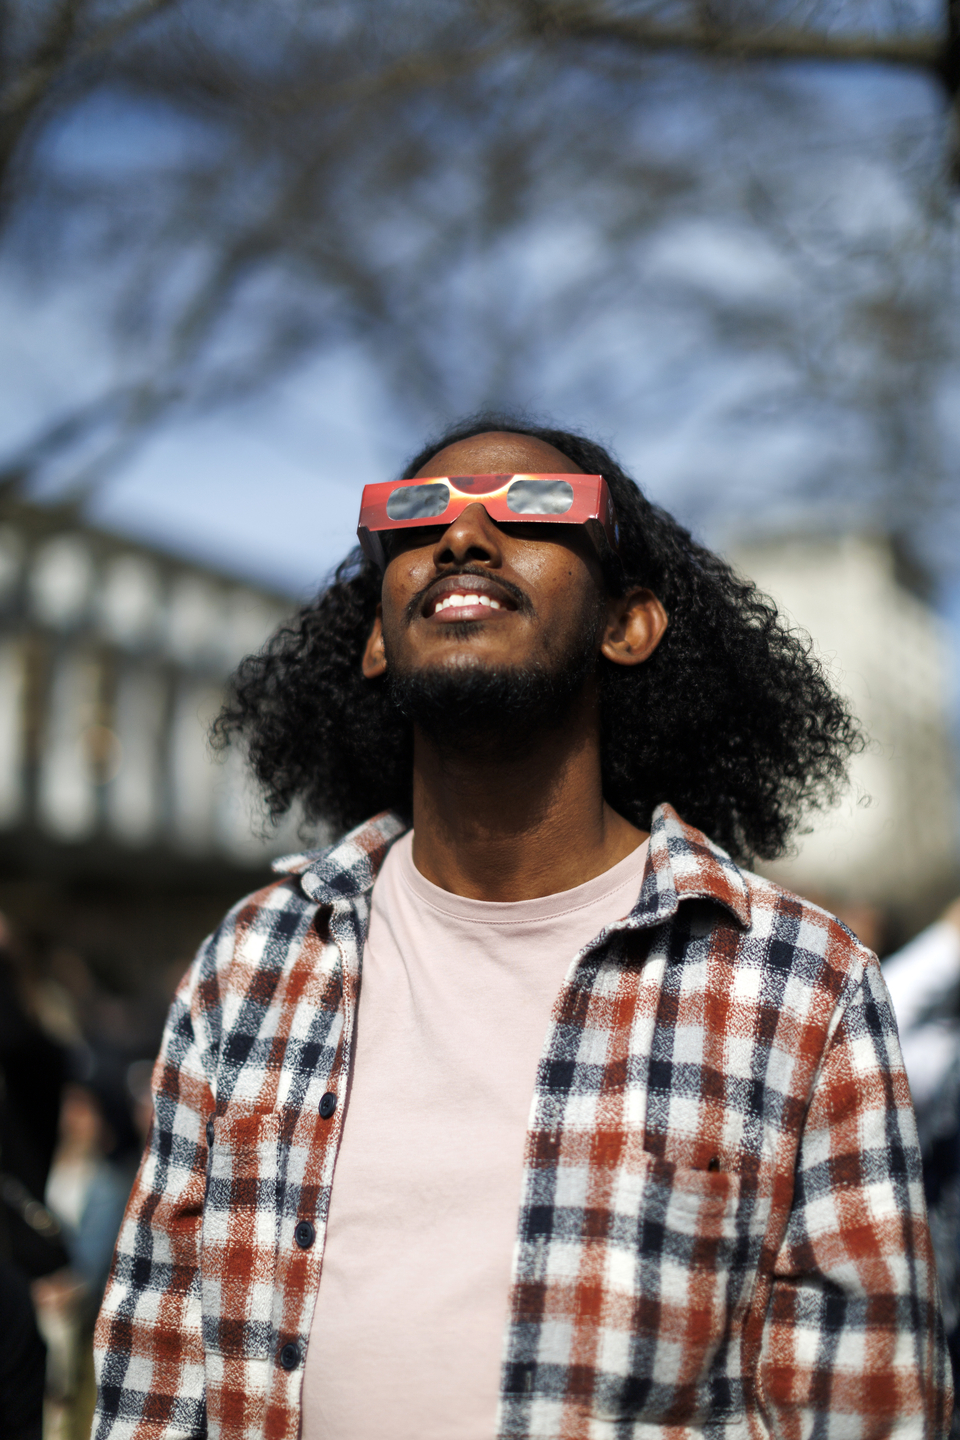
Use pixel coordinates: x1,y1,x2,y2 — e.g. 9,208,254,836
301,831,649,1440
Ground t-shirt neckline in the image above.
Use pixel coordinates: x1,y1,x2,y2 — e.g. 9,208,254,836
394,831,649,926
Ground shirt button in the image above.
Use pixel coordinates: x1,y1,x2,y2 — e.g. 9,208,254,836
318,1092,337,1119
279,1341,301,1371
294,1220,315,1250
205,1119,214,1147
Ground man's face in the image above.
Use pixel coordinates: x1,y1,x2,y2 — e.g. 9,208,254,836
362,432,609,714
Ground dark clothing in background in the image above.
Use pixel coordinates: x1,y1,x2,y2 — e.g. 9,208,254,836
881,920,960,1439
0,1258,46,1440
0,957,68,1278
919,1052,960,1439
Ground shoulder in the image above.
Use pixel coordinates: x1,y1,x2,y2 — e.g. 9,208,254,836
186,811,408,996
226,870,318,940
208,869,318,951
735,862,882,1013
650,803,876,1002
701,869,903,1117
179,872,323,1019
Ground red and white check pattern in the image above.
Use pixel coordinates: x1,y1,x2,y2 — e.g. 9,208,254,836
93,804,952,1439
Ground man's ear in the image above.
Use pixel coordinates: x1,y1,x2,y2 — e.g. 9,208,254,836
601,588,668,667
362,606,388,679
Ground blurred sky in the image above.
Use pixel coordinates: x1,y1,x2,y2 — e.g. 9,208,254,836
0,48,957,661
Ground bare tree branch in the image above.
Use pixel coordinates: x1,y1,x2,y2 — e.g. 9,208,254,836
515,1,944,74
0,0,953,574
0,0,174,122
270,38,515,116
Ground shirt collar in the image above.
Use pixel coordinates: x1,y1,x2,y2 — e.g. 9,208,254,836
273,810,408,904
273,801,751,930
626,802,751,932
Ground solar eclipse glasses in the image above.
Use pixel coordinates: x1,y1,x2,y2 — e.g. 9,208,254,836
357,473,620,571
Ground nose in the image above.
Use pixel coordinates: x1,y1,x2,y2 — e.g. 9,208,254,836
432,502,503,569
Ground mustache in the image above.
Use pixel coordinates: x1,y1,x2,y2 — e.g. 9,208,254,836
402,566,531,625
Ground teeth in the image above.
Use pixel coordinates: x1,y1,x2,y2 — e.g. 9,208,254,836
433,593,502,614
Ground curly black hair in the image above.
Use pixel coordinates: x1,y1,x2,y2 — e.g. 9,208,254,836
214,414,862,863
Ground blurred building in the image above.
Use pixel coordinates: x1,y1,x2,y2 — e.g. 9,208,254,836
2,504,954,996
0,494,305,1002
728,532,959,942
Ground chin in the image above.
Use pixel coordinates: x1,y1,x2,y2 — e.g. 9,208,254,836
388,648,592,748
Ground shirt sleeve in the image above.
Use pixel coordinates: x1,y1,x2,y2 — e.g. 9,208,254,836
759,956,954,1439
92,914,232,1440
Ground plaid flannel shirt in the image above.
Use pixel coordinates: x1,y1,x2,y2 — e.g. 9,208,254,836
93,803,952,1440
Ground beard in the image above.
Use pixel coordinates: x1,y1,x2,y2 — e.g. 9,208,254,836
385,619,601,754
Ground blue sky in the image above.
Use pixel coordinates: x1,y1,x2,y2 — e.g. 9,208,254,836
0,54,955,630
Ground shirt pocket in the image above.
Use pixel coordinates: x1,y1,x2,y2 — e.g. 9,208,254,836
200,1108,281,1359
589,1144,772,1424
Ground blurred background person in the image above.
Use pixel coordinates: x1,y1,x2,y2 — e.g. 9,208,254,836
883,899,960,1142
0,903,156,1438
0,916,68,1281
882,898,960,1422
0,913,67,1437
0,1258,48,1440
33,1079,131,1440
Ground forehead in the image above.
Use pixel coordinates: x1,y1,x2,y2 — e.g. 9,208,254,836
415,430,583,478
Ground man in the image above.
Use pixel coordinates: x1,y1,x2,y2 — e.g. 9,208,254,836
93,419,952,1440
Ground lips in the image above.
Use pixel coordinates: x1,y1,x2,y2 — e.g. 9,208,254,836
421,574,518,620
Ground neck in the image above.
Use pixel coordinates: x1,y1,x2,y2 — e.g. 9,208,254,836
409,686,646,900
